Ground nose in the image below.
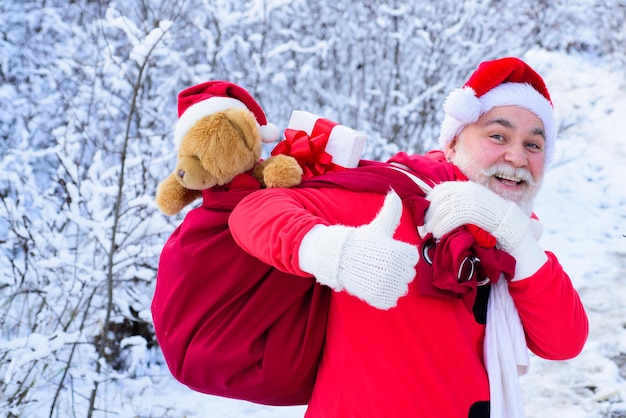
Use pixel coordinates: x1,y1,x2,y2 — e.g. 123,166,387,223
503,143,527,167
178,169,186,179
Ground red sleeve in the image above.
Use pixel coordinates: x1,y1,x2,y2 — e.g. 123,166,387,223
229,187,384,276
151,189,330,406
507,252,589,360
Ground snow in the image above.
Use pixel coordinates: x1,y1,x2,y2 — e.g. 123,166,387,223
125,49,626,417
518,50,626,418
1,42,625,416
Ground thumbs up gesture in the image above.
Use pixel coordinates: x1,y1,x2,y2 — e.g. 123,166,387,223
298,191,418,310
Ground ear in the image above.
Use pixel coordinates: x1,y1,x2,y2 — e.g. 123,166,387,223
155,172,202,215
224,108,261,151
443,136,459,162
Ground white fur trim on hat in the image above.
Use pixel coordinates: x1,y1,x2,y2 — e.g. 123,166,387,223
438,82,556,164
443,87,482,123
174,97,246,150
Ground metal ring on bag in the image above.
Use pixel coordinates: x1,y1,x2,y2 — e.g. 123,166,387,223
421,242,435,265
457,256,477,283
477,276,491,286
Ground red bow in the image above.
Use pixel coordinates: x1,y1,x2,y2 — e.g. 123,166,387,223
272,118,344,179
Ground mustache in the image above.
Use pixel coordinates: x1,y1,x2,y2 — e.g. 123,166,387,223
480,163,538,187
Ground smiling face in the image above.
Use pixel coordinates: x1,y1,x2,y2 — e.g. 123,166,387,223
445,105,547,214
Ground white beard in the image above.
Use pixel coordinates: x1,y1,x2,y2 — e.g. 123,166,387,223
451,143,543,216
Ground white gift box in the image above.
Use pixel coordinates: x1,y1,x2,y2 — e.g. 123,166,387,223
286,110,367,168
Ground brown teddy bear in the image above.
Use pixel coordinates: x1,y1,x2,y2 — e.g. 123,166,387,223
155,81,303,216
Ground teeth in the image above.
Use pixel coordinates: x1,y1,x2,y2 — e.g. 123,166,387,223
496,174,522,182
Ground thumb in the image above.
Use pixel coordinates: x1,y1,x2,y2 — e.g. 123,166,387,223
529,218,543,240
367,190,404,237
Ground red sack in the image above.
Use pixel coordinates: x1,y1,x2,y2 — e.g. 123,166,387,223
152,180,330,406
151,153,456,406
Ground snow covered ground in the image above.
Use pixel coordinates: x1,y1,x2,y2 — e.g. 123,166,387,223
519,50,626,418
134,50,626,417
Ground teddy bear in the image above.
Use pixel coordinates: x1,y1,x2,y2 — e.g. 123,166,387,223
155,81,303,216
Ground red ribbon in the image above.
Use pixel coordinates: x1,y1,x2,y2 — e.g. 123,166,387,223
272,118,344,179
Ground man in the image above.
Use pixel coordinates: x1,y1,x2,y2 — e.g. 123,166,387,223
227,57,588,417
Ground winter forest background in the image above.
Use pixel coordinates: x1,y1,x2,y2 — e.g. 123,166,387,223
1,0,626,417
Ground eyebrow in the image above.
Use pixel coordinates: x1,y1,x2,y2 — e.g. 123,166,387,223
484,117,545,139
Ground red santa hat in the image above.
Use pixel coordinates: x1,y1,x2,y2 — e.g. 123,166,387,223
173,80,279,149
439,57,556,163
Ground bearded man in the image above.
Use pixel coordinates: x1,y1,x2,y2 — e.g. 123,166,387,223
157,57,588,418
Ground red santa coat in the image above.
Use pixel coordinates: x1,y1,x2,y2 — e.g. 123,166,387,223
228,152,588,418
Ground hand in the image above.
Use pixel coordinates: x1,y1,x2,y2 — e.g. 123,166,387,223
298,191,418,309
424,181,548,279
424,181,530,252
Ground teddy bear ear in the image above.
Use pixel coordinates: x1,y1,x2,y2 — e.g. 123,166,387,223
259,122,279,143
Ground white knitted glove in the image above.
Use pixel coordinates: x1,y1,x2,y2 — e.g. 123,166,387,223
424,181,547,280
508,218,547,280
424,181,531,251
298,191,418,310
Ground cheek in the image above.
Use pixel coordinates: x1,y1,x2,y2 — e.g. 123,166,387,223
528,158,546,181
469,144,500,167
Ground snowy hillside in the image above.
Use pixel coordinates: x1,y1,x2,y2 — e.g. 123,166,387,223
520,51,626,418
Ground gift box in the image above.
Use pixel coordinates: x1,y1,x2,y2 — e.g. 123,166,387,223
285,110,366,168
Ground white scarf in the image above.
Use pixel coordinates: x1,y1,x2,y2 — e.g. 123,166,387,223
485,277,529,418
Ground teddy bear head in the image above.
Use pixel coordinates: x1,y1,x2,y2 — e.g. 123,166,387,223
176,107,262,189
155,81,302,216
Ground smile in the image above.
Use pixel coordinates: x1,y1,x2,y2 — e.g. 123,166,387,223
494,173,525,186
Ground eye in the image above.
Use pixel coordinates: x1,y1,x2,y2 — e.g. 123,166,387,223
490,134,505,142
193,155,200,160
525,142,542,151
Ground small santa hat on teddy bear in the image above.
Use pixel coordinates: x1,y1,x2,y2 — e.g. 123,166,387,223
173,80,280,150
438,57,556,164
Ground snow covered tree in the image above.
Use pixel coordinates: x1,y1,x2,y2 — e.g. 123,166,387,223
0,0,621,415
0,1,188,415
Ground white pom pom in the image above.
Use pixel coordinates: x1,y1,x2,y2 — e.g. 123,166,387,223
443,87,481,123
259,123,280,143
